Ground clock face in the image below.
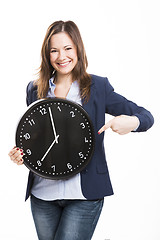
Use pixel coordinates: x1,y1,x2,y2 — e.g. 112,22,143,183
16,98,95,179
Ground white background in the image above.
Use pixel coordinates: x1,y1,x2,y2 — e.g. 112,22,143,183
0,0,159,239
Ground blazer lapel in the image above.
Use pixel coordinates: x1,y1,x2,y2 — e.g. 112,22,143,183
82,77,95,119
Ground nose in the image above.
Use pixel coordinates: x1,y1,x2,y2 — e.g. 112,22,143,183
58,50,66,61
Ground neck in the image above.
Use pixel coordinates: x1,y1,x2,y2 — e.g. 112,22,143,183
55,73,73,86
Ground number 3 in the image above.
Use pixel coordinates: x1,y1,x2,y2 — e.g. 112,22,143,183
80,123,85,129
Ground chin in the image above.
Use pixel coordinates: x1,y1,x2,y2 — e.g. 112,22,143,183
58,67,75,76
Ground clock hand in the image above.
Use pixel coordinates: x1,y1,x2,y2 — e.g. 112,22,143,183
40,135,59,162
48,107,58,143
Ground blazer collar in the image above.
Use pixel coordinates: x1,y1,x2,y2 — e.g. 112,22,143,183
32,75,95,115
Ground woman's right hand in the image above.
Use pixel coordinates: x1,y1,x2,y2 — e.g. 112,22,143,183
8,147,24,165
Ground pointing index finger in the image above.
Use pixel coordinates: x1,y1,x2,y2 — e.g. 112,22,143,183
98,120,112,134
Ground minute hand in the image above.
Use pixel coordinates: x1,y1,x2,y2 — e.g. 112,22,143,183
49,107,58,143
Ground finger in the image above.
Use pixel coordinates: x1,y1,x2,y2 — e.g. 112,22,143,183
17,158,24,165
9,148,24,162
10,150,21,160
98,120,112,134
11,154,21,163
8,147,20,156
12,154,24,164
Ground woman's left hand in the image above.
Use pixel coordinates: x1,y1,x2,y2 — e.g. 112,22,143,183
98,115,139,135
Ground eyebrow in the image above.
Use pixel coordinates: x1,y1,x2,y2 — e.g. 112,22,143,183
50,45,72,49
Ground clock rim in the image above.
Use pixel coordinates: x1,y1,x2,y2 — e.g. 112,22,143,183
15,97,95,180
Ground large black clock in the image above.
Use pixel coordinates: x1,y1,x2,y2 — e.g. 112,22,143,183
16,98,95,180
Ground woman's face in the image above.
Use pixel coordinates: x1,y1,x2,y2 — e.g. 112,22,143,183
49,32,78,78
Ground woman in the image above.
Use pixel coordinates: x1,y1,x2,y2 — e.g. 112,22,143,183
8,20,154,240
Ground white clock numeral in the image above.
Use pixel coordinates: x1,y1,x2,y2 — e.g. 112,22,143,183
40,108,47,115
26,149,32,155
80,123,85,129
70,111,75,118
67,163,72,169
57,106,61,112
85,137,89,143
51,165,56,171
24,133,30,140
28,119,35,126
37,160,42,166
78,152,84,159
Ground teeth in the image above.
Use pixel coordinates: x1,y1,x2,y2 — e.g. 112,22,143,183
58,62,70,66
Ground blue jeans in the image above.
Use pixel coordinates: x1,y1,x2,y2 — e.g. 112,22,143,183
30,195,104,240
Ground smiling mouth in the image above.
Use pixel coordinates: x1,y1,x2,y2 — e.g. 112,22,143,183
57,61,71,67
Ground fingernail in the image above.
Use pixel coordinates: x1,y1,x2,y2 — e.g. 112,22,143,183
20,149,23,152
21,153,23,155
16,148,19,150
98,131,101,135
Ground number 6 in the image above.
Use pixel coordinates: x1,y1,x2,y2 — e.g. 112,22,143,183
67,163,72,169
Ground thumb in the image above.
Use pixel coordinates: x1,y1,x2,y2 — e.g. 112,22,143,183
98,120,112,134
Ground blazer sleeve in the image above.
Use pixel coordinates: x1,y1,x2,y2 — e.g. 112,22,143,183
104,77,154,132
26,81,37,106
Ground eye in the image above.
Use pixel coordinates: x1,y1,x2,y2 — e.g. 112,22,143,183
50,49,57,53
66,47,72,51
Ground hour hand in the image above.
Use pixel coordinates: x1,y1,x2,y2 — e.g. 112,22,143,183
40,135,59,162
48,107,59,143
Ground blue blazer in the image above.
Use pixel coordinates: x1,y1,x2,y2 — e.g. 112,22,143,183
25,74,154,200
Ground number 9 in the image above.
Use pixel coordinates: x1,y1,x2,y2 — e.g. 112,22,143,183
26,149,32,155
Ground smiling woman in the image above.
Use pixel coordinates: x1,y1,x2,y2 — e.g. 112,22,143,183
8,20,154,240
37,20,91,101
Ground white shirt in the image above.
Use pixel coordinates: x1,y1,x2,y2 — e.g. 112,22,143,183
31,77,86,200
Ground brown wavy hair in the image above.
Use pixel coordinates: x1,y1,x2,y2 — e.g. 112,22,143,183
35,20,91,102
